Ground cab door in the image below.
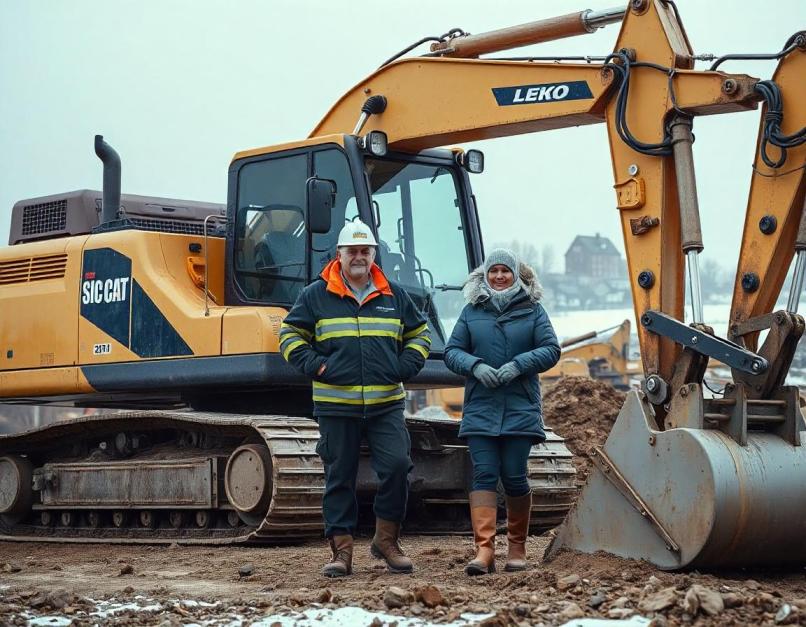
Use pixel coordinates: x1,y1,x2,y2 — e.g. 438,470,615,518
225,144,360,308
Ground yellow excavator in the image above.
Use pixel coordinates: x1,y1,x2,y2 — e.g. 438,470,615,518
543,320,639,389
1,2,805,568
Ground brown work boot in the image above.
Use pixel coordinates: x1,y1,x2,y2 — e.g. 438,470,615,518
465,490,497,576
504,492,532,572
322,534,353,577
370,518,414,573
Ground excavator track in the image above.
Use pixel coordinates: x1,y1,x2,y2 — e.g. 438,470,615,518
526,429,577,534
0,411,324,544
0,411,576,544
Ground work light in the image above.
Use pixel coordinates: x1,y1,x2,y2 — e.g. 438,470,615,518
465,149,484,173
362,131,388,157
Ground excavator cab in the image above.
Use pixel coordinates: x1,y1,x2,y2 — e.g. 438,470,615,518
224,134,484,353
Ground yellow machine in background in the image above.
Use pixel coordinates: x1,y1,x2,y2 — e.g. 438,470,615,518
1,2,805,568
407,388,465,418
543,320,640,390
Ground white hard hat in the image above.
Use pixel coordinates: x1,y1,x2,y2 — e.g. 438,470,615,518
337,220,378,247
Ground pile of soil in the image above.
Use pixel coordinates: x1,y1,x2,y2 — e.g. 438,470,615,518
543,376,626,483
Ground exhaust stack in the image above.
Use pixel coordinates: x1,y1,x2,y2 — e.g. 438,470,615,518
94,135,121,224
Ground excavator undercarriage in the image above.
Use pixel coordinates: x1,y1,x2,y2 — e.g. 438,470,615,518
0,413,575,543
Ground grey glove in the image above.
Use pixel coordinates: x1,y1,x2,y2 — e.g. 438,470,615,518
496,361,521,385
472,363,500,388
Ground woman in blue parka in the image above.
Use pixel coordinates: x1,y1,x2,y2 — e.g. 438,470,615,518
445,248,560,576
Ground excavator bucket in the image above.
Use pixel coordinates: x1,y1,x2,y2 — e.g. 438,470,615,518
547,388,806,570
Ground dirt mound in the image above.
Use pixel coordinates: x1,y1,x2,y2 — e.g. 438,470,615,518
543,376,626,482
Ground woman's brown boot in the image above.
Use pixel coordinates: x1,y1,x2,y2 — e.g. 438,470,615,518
504,492,532,572
465,490,497,576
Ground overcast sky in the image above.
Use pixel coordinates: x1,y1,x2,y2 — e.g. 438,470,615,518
1,1,803,277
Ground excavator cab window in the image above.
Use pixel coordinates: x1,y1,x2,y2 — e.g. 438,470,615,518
234,153,308,304
231,146,356,306
236,204,307,304
366,156,471,352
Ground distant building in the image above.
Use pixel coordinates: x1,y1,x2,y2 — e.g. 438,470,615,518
539,234,630,310
565,234,622,279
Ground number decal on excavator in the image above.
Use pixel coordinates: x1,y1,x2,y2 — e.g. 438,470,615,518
491,81,593,106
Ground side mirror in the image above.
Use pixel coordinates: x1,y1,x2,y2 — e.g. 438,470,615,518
306,177,336,234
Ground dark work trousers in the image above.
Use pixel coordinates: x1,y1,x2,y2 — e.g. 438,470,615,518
466,435,533,496
316,407,413,538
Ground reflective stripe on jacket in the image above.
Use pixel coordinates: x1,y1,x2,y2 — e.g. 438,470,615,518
281,258,430,417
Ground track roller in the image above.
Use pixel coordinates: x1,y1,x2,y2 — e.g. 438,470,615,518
112,511,128,528
139,510,157,529
195,510,211,528
0,455,33,524
224,444,272,526
169,511,185,529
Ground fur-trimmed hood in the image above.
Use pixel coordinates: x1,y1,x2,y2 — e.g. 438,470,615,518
462,262,544,305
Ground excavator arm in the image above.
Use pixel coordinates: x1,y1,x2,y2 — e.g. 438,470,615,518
727,44,806,397
311,0,761,390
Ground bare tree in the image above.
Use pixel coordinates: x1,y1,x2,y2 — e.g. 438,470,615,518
492,240,541,271
541,244,556,274
699,258,729,297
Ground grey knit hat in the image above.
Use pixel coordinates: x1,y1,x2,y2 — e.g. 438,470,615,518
483,248,519,275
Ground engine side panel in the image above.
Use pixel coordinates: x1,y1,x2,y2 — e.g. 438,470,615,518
77,231,224,363
0,236,86,370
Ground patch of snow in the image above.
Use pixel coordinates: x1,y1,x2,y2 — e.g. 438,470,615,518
412,405,455,419
246,607,493,627
85,597,162,618
21,599,488,627
26,617,73,627
558,616,651,627
178,599,220,608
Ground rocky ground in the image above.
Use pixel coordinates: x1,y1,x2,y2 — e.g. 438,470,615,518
1,536,805,626
2,377,805,625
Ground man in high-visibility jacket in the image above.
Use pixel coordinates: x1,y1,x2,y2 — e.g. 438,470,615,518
280,219,430,578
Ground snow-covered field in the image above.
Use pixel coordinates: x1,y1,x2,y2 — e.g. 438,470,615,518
550,303,806,387
549,303,736,345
